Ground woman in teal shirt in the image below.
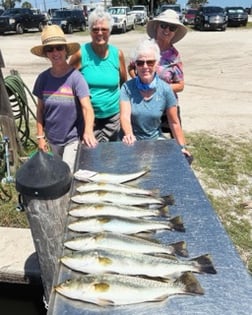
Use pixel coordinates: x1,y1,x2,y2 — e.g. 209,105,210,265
69,7,127,142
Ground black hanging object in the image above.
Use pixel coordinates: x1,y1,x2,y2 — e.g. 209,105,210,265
16,150,72,199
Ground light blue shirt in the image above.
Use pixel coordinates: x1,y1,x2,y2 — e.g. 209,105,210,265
120,76,177,140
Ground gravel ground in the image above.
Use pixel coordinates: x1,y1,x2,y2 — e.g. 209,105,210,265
1,27,252,138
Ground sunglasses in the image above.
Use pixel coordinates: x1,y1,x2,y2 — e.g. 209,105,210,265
92,27,109,34
135,60,156,67
44,45,65,53
159,22,177,32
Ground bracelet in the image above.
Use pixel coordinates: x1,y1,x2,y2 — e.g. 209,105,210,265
180,144,188,150
36,135,45,139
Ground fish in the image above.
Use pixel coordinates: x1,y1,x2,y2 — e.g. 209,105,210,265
64,232,188,257
71,191,173,207
76,181,159,196
67,215,185,234
55,272,204,306
69,203,169,219
73,167,150,184
60,248,217,279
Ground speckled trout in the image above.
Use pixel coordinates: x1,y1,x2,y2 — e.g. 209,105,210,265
76,181,159,196
67,215,185,234
64,232,188,257
60,248,217,278
69,203,168,218
74,167,150,184
55,272,204,306
71,191,173,207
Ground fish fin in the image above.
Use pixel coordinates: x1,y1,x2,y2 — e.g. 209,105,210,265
152,294,170,302
151,188,161,197
97,298,115,306
169,216,185,232
121,167,150,183
134,234,161,243
134,231,155,238
159,205,170,216
190,254,217,274
175,272,204,295
170,240,189,257
161,194,175,205
147,252,178,260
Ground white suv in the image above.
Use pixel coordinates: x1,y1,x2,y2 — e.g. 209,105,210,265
131,5,149,25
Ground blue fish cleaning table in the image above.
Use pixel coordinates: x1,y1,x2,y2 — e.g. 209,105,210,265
47,139,252,315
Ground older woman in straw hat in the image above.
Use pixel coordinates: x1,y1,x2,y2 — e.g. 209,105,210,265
31,25,97,172
129,9,188,137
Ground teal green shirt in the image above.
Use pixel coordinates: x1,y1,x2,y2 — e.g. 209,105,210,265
80,43,120,119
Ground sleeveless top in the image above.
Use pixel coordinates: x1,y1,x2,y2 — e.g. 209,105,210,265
79,43,120,119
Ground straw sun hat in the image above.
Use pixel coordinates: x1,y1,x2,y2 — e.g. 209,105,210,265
147,9,188,44
31,25,80,58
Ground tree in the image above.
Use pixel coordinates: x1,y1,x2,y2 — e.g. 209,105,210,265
1,0,21,9
186,0,208,8
22,1,32,8
64,0,82,5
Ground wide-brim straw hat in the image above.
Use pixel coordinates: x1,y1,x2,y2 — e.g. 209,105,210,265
147,9,187,44
31,25,80,58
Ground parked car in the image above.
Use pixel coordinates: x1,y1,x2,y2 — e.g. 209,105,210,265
0,8,47,34
0,9,4,16
225,7,248,27
194,6,228,31
131,5,148,25
183,8,197,25
160,4,183,22
108,6,136,33
49,9,86,34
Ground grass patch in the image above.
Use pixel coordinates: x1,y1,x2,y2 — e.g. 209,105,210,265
187,132,252,273
0,183,29,228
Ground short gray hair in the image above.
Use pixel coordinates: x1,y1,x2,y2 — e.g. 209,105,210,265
88,6,114,32
131,39,160,62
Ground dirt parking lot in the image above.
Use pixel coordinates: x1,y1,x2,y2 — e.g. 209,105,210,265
1,27,252,138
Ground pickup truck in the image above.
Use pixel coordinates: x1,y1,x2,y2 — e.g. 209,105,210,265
108,6,136,33
0,8,47,34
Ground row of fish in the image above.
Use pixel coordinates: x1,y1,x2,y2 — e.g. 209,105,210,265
54,168,217,307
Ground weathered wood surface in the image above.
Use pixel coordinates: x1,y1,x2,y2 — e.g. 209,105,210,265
0,49,22,170
23,193,70,303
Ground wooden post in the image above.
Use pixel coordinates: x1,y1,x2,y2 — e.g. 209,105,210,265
16,150,72,304
22,195,69,303
0,49,23,172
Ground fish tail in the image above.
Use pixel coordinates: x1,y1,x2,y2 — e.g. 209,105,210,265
190,254,217,274
176,272,204,295
161,194,175,205
169,216,185,232
170,241,189,257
